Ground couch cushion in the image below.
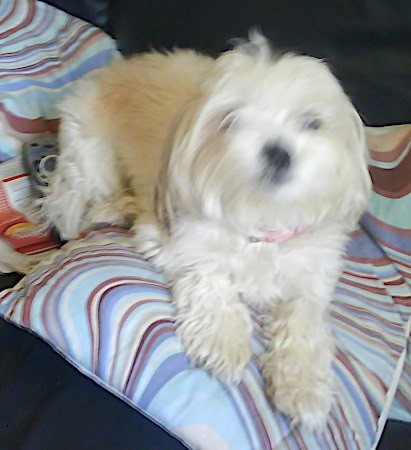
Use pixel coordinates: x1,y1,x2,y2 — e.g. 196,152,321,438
109,0,411,126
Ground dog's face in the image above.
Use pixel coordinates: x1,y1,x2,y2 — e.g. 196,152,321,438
166,35,371,233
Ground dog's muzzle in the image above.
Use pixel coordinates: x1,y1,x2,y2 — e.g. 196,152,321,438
263,143,291,183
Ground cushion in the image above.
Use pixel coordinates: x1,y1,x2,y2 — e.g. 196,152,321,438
0,126,409,449
362,125,411,426
0,0,118,162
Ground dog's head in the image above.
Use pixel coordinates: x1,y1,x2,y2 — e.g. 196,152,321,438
161,33,371,234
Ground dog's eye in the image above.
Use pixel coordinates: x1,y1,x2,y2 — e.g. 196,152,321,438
301,117,322,131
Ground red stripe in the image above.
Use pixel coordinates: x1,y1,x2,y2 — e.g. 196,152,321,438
0,105,60,134
2,173,27,183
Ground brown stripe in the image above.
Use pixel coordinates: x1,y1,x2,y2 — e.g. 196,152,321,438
336,286,401,308
372,182,411,199
107,298,166,383
0,29,102,80
0,23,90,74
383,277,408,286
342,269,378,281
124,319,174,396
369,148,411,194
364,213,411,237
369,129,411,162
238,382,272,449
0,0,35,39
0,0,18,26
347,255,390,266
87,277,168,372
395,389,411,413
335,302,405,330
332,312,404,353
334,401,362,450
340,277,389,295
0,18,72,58
337,352,380,421
326,419,341,450
392,296,411,307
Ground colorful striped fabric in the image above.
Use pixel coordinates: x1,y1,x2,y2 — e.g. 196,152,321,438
0,1,409,446
362,124,411,425
0,126,409,449
0,0,119,162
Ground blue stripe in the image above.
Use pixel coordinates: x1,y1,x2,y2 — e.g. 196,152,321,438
334,363,375,442
0,50,114,92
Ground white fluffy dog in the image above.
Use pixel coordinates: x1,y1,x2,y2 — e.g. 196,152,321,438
40,33,371,429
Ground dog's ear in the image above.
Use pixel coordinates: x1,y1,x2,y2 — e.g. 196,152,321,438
154,111,185,234
338,107,371,230
156,94,238,227
155,98,205,232
351,109,370,162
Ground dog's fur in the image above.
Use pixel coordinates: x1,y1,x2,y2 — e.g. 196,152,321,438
29,34,371,429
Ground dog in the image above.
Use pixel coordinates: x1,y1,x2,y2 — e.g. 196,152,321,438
36,32,371,430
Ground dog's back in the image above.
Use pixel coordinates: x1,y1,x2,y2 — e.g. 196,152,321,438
89,50,213,178
46,50,213,239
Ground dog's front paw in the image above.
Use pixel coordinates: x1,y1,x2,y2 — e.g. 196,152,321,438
173,272,253,383
264,369,334,431
177,304,252,383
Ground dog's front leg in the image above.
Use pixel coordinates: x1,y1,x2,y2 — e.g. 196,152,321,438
263,293,335,430
173,267,253,383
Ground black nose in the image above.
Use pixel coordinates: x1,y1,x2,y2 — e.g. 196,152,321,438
264,143,291,171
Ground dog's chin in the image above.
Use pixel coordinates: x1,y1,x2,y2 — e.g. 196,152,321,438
222,171,346,232
261,165,292,188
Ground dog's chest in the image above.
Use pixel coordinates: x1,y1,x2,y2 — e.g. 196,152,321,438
232,243,294,306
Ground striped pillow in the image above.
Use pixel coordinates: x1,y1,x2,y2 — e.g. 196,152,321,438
0,127,409,450
0,0,118,162
362,124,411,425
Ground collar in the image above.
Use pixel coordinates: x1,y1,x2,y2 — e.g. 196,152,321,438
248,226,305,244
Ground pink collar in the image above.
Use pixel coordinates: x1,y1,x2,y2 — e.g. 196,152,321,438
248,226,305,244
